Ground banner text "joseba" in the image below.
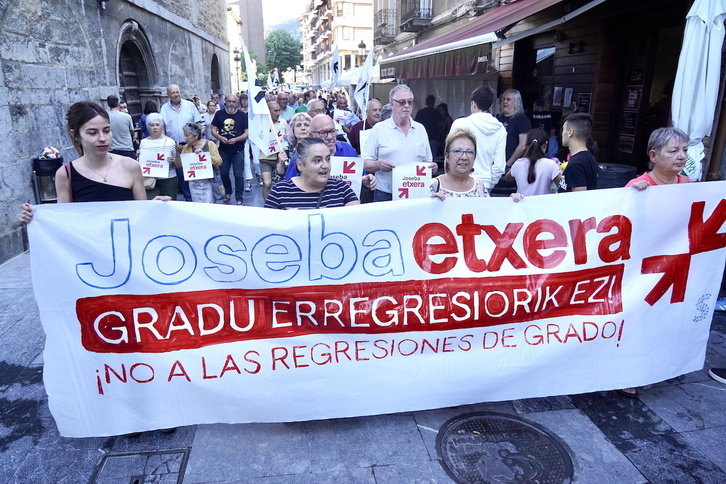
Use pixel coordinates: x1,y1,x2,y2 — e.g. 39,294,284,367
74,213,632,289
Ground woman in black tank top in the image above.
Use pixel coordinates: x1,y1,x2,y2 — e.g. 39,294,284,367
19,102,170,223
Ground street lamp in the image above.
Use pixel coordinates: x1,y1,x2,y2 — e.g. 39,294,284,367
233,48,241,93
357,40,367,67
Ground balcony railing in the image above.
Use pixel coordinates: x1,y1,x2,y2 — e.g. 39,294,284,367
374,9,397,45
400,0,432,32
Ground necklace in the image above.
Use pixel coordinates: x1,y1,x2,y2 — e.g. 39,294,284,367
83,155,112,182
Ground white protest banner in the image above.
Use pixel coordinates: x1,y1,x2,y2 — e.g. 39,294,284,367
242,43,271,156
330,43,340,87
330,156,363,197
27,182,726,437
138,149,170,178
354,51,373,116
393,163,432,199
181,152,213,181
333,109,348,135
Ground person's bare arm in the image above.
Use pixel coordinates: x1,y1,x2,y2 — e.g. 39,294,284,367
364,159,395,172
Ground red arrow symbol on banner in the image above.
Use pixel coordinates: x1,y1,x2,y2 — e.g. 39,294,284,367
156,153,165,161
343,160,356,174
187,171,196,178
641,253,691,306
689,199,726,254
142,167,151,175
416,165,427,176
398,188,409,199
198,154,207,162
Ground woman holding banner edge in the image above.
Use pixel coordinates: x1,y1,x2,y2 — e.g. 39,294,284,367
19,101,171,224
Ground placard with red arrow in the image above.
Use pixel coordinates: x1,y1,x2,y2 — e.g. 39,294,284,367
393,163,432,199
330,156,364,197
137,148,172,178
180,152,213,181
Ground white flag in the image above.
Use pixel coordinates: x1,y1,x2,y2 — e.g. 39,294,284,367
273,69,280,89
243,44,271,155
354,51,373,116
330,44,340,87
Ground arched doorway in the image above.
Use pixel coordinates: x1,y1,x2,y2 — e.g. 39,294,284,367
117,21,157,125
211,54,221,95
119,42,144,122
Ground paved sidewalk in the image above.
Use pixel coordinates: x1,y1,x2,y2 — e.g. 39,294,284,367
1,191,725,483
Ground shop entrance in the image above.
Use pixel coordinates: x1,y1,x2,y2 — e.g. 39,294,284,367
604,6,687,171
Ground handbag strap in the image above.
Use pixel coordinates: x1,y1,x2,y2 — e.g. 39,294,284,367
64,163,73,202
315,187,326,209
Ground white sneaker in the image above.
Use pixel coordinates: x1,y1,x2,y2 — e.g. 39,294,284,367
708,368,726,384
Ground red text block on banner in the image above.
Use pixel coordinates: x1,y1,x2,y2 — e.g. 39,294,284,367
77,264,623,353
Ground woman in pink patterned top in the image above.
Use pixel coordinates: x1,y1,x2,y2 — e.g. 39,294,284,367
430,128,523,202
626,127,692,190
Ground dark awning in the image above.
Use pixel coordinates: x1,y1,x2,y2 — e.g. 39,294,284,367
380,0,565,79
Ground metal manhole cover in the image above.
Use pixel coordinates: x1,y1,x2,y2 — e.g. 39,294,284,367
436,412,573,484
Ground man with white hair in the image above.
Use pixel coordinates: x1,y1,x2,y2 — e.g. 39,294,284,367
161,84,202,201
348,99,382,155
362,85,434,202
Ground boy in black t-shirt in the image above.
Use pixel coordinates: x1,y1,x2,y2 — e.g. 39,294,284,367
558,113,597,192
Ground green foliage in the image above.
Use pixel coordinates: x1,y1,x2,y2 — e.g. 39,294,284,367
237,50,268,85
265,29,303,73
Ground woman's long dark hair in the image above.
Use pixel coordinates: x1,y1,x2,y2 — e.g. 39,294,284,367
523,128,548,184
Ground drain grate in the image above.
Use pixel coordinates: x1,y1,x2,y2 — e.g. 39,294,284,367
90,449,189,484
436,412,573,484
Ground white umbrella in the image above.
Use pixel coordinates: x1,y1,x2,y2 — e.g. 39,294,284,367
671,0,726,181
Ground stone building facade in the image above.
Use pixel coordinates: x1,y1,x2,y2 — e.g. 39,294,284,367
0,0,230,264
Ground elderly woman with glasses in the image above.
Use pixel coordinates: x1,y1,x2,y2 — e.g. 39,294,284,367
282,112,313,179
431,129,523,202
265,137,360,210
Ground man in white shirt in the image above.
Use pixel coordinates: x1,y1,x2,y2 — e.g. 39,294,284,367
161,84,202,201
450,86,507,190
362,85,434,202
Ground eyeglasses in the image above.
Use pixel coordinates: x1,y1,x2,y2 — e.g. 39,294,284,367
392,99,414,106
311,129,338,138
447,149,476,158
310,108,327,115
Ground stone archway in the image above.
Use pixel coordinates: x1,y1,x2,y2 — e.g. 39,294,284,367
117,20,158,124
211,54,221,95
